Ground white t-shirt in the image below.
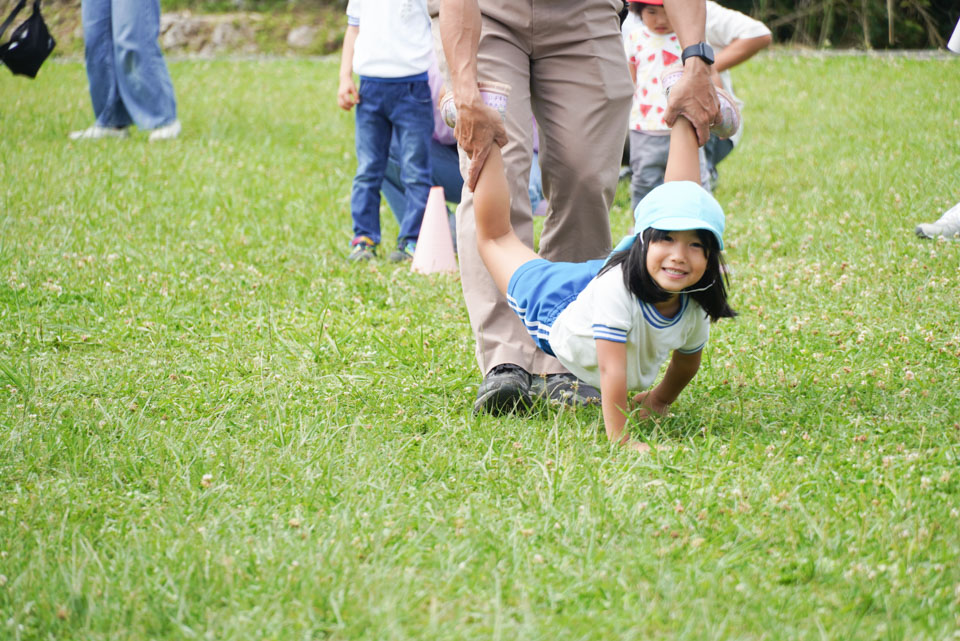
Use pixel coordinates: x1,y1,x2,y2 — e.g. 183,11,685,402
622,2,771,145
346,0,432,79
549,264,710,391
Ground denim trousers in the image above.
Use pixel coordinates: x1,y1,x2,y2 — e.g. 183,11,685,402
81,0,177,130
382,138,460,244
350,77,433,246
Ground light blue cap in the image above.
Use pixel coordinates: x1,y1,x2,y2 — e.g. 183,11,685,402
610,181,725,256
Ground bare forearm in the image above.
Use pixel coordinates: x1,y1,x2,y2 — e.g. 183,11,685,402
597,339,630,444
713,35,771,73
339,25,358,81
439,0,482,105
663,0,706,48
600,377,629,444
665,114,700,183
650,351,701,407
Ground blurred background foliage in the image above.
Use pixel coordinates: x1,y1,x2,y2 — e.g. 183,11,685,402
728,0,957,49
13,0,960,56
153,0,958,50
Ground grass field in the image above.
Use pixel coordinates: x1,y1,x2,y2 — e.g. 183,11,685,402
1,53,959,640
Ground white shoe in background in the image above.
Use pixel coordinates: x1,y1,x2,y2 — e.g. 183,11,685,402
915,201,960,240
148,120,182,142
68,125,129,140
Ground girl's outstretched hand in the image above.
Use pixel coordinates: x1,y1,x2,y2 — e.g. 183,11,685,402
631,390,670,420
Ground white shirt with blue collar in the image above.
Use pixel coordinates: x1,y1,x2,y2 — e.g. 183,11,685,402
549,264,710,390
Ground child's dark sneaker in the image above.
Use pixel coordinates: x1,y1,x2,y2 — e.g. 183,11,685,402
660,64,741,140
348,236,377,261
388,241,417,262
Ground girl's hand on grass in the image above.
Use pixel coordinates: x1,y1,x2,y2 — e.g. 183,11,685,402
631,390,669,420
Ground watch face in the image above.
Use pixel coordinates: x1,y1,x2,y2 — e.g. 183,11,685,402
683,42,714,64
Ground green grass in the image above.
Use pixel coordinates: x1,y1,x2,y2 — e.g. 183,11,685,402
1,54,959,640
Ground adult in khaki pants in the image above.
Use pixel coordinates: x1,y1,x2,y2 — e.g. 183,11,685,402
440,0,720,414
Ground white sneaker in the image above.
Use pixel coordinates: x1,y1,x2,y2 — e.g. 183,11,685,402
915,201,960,240
148,120,181,142
68,125,129,140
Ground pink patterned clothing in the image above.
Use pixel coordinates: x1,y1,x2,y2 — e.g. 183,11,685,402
624,27,681,133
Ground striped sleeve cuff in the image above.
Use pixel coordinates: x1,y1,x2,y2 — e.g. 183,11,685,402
592,324,627,343
677,341,706,354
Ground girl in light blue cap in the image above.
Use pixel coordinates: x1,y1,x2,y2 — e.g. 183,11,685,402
472,115,736,451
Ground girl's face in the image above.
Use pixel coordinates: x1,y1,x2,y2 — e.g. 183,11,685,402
645,229,708,294
640,6,672,35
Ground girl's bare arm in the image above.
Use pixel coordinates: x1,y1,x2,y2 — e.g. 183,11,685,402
664,113,701,183
634,349,701,415
596,339,631,445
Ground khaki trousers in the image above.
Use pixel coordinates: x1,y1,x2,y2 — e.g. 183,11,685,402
455,0,634,376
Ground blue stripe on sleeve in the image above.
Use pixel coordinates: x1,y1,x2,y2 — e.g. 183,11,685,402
677,341,706,354
592,324,627,343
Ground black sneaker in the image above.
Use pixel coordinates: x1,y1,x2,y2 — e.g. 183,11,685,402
388,241,417,262
473,363,531,415
531,373,601,407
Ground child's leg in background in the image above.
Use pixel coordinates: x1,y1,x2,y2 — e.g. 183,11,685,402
664,116,701,184
350,79,394,245
629,131,670,210
474,145,540,296
703,134,734,188
391,79,434,248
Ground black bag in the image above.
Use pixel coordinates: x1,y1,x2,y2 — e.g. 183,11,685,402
0,0,56,78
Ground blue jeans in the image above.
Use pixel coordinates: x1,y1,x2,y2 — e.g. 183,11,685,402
350,77,433,247
81,0,177,130
383,138,461,244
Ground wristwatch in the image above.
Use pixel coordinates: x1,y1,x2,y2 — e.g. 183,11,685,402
681,42,715,65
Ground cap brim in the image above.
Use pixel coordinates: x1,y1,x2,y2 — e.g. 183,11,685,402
648,216,724,250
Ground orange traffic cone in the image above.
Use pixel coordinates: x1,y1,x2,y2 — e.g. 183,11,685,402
411,186,458,274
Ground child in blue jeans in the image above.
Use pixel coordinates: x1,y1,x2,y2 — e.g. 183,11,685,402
337,0,433,262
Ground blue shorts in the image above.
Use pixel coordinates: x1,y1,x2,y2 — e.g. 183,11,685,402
506,258,605,356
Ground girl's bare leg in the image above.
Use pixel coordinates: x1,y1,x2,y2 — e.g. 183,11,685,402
473,145,540,295
664,116,701,184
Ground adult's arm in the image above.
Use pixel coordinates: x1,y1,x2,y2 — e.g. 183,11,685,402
662,0,718,146
713,34,771,73
438,0,507,190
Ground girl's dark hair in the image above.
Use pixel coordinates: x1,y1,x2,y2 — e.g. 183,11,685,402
598,228,736,322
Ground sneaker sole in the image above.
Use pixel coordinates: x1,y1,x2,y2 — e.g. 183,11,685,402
473,387,531,416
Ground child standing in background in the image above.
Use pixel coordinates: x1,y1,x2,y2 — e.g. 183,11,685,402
623,0,771,191
623,0,711,210
337,0,434,262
